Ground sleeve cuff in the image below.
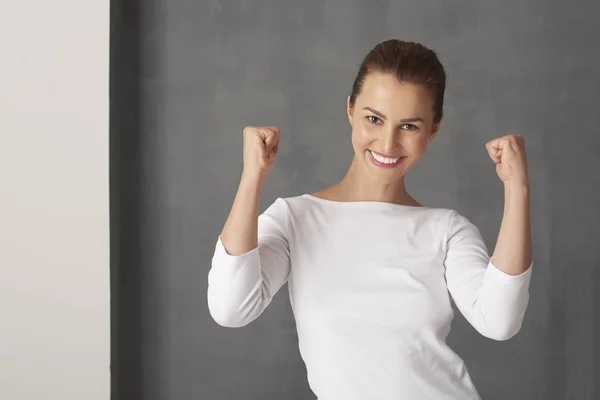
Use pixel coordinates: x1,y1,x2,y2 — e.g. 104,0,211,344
213,235,260,265
487,259,533,284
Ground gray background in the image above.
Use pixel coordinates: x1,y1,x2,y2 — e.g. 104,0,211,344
110,0,600,399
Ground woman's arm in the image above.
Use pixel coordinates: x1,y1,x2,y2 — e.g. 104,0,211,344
220,173,265,255
207,126,290,328
486,134,532,275
444,210,533,341
443,134,534,341
220,126,281,255
208,194,291,328
491,183,532,275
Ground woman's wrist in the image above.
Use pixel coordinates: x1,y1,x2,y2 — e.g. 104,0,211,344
240,170,266,191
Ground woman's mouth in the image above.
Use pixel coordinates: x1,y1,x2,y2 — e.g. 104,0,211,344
368,150,406,168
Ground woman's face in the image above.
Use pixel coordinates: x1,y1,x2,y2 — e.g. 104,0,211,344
347,72,441,185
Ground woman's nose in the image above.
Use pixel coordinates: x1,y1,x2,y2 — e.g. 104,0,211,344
381,128,398,154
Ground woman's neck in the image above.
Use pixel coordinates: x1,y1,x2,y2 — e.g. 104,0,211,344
315,158,422,206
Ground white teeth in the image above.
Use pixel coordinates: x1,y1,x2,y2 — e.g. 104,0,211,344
370,150,401,164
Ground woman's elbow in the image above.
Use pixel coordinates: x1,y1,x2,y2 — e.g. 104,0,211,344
209,309,251,328
480,318,525,341
206,289,264,328
207,299,251,328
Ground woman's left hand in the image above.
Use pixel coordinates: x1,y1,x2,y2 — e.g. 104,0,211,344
485,134,530,187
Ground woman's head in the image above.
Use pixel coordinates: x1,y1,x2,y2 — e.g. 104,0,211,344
346,39,446,185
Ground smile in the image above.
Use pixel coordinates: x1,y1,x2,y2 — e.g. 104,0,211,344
368,150,406,168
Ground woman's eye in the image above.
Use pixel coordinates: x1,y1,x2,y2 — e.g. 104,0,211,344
367,116,381,124
366,117,418,131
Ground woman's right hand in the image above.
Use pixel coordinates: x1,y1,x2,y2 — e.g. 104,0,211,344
220,126,280,256
242,126,280,179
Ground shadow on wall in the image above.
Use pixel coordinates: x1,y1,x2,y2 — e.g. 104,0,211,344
110,0,144,398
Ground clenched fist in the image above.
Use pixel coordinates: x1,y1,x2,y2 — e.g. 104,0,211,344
242,126,281,179
485,134,529,187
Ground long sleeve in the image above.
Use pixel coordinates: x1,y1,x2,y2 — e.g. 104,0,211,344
207,198,291,328
443,211,533,341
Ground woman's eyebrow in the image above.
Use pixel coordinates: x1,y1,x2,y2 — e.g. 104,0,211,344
399,117,425,123
362,107,424,123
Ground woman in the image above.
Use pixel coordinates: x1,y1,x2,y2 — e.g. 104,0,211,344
207,39,533,399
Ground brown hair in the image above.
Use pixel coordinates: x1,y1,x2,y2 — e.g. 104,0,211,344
349,39,446,124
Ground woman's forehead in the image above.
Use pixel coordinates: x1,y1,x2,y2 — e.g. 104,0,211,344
358,76,433,116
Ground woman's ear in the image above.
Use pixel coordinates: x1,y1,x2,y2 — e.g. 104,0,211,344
428,117,442,142
346,95,354,126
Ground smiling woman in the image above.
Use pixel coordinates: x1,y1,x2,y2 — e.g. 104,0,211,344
318,40,446,205
344,74,437,194
208,39,533,400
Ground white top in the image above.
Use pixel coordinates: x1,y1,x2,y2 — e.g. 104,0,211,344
207,194,533,400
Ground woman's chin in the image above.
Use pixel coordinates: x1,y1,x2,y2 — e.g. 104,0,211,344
363,155,409,183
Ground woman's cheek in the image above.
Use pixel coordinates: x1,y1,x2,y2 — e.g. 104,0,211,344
352,121,378,150
358,121,378,139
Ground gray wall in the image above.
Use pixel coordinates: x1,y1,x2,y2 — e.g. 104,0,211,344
111,0,600,399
